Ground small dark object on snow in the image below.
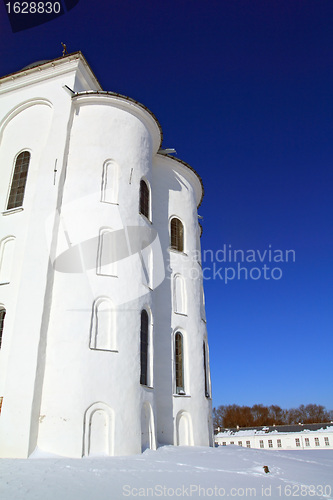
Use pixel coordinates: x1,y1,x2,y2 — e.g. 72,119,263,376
263,465,270,473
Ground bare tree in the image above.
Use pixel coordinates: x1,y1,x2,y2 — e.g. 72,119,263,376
213,403,332,430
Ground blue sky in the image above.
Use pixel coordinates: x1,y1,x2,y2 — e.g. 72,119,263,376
1,0,332,411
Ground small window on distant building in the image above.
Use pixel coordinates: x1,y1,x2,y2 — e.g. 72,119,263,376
0,308,5,349
268,439,273,448
277,439,282,448
315,437,320,447
7,151,30,210
259,440,264,448
305,438,310,447
238,441,242,447
324,437,330,446
139,179,150,220
246,441,251,448
170,218,184,252
230,441,234,445
295,438,300,447
222,442,226,446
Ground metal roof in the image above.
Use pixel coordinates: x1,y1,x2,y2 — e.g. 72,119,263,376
217,422,333,435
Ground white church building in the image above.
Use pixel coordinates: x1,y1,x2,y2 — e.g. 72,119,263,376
0,52,213,458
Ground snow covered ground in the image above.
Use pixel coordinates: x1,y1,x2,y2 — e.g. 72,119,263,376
0,446,332,499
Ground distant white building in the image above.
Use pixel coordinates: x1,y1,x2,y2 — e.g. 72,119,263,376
215,423,333,450
0,52,213,458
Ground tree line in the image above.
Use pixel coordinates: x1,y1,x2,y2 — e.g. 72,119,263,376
213,404,333,430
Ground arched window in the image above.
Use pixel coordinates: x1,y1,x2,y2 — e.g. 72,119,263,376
0,308,6,349
0,237,15,285
139,179,150,220
7,151,31,210
140,310,149,385
203,341,209,397
174,274,186,315
97,229,117,277
90,298,115,351
175,332,184,394
170,218,184,252
101,160,118,204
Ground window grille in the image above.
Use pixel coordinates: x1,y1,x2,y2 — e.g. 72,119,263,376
139,180,150,219
324,437,330,446
259,440,264,448
175,332,184,394
277,439,282,448
203,342,209,397
0,308,5,349
140,310,148,385
170,218,184,252
305,438,310,447
7,151,30,210
246,441,251,448
268,439,273,448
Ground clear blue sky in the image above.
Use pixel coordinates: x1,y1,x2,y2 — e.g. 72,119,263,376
1,0,332,411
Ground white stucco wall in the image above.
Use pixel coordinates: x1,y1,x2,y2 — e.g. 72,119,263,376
0,53,212,458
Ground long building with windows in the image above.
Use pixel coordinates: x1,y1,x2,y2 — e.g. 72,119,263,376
215,423,333,450
0,52,213,458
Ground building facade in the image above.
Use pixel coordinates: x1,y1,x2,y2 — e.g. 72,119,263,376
215,424,333,450
0,52,212,457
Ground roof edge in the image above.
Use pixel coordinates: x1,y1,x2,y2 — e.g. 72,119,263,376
0,51,103,90
156,152,204,208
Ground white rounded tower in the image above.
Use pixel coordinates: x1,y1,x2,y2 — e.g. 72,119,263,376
0,52,212,457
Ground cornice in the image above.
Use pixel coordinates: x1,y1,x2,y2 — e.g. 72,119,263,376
0,52,102,94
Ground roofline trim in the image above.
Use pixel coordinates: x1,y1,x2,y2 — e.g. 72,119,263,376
72,90,163,150
0,51,102,90
156,153,204,207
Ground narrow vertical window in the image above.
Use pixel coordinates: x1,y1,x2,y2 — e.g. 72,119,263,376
140,310,149,385
170,218,184,252
203,341,209,397
90,298,115,351
101,160,118,204
97,229,117,276
7,151,30,210
174,274,186,314
0,237,15,285
0,308,6,349
175,332,184,394
139,180,150,220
